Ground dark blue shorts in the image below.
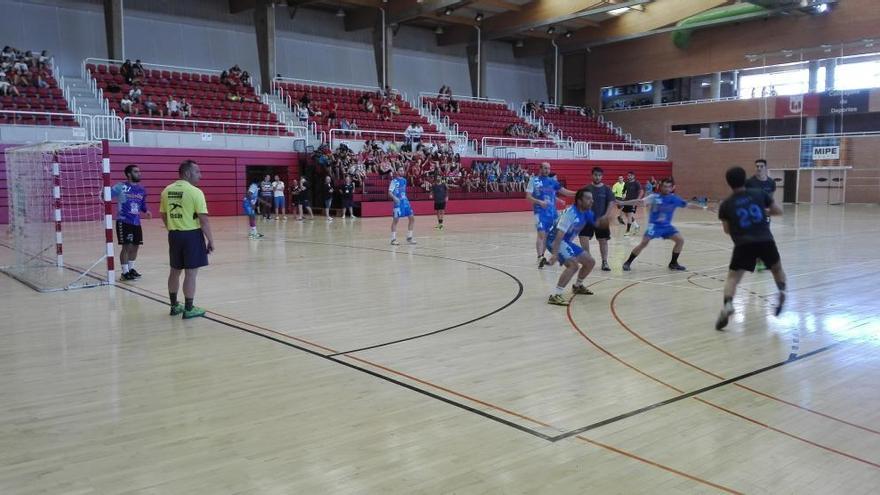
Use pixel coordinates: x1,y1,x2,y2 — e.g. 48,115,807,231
168,229,209,270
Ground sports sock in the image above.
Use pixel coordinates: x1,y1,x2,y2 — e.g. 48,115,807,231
723,296,732,305
250,226,257,234
554,286,565,295
407,230,413,239
391,231,397,240
169,292,178,306
576,277,586,286
185,298,194,311
129,261,135,270
625,253,637,265
671,252,681,264
122,263,130,274
776,281,786,291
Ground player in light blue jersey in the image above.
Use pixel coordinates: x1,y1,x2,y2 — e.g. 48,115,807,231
389,166,416,245
243,180,263,239
111,164,151,280
546,188,614,306
526,162,576,268
618,177,705,272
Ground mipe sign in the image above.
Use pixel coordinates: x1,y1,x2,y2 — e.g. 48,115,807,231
812,145,840,160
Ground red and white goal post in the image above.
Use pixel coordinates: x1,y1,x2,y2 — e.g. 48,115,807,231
2,140,115,291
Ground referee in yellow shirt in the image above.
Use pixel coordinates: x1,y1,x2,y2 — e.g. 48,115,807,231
611,175,626,225
159,160,215,319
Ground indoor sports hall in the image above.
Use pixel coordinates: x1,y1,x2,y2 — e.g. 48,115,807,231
1,1,878,493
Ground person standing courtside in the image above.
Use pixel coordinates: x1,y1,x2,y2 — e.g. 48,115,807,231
578,167,614,271
745,159,777,271
259,174,274,220
611,175,626,225
112,164,151,281
272,174,286,220
430,175,449,230
715,166,787,330
159,160,214,319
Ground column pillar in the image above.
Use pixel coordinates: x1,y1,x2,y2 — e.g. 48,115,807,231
103,0,124,60
652,80,663,105
253,0,276,91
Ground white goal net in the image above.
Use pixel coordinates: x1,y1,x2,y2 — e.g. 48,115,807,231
2,141,114,291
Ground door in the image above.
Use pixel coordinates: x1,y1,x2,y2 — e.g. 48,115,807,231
782,170,797,204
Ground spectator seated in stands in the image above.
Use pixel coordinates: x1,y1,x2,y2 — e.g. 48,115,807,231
120,59,133,84
241,71,252,87
34,72,49,89
179,98,192,118
220,70,230,87
0,73,20,96
120,94,136,115
339,118,351,130
131,60,145,85
166,95,180,116
359,92,374,113
143,96,160,116
326,102,338,127
128,84,142,103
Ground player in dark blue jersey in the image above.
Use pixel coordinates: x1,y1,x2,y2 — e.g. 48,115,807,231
111,164,151,280
618,177,704,272
744,159,777,271
546,188,614,306
389,166,416,245
526,162,576,268
715,166,787,330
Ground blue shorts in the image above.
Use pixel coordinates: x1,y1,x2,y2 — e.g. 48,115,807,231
243,204,255,216
168,229,209,270
546,238,584,265
274,196,284,208
393,200,414,218
645,224,679,239
534,210,557,233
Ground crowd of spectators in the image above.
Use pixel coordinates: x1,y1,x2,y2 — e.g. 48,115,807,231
504,122,549,140
0,46,52,97
524,99,595,118
435,85,459,112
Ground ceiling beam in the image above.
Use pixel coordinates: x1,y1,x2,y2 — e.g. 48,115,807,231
437,25,478,46
483,0,653,40
344,7,379,31
388,0,470,25
559,0,732,50
472,0,522,11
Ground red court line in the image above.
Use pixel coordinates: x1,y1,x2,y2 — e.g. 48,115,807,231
609,282,880,436
574,436,743,495
567,285,880,468
125,281,744,490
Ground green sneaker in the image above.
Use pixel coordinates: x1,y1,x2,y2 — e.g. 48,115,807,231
548,294,569,306
756,260,766,272
169,303,185,316
182,306,206,319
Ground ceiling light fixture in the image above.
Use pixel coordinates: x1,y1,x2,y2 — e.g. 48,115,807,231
564,31,573,38
336,8,345,17
547,26,556,34
444,7,453,16
609,7,630,16
475,13,484,22
435,25,444,35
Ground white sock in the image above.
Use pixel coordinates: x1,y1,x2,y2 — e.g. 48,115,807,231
129,261,135,270
575,277,585,286
391,231,397,240
407,230,413,239
554,286,565,296
122,263,130,274
250,226,257,234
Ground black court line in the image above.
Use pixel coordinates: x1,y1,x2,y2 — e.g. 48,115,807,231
113,283,554,441
550,342,839,442
273,237,525,356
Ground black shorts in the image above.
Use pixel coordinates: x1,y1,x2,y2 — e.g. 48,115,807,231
297,196,310,207
729,241,780,272
116,220,143,246
168,229,209,270
579,223,611,240
343,197,354,209
622,205,637,214
434,201,446,211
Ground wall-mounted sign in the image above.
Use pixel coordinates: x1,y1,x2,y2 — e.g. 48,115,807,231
812,145,840,160
819,90,869,115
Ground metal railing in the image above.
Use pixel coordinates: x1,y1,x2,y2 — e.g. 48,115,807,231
572,141,669,160
273,76,404,100
715,130,880,142
122,116,307,138
481,136,567,151
0,109,86,127
328,128,466,153
418,92,507,106
91,115,125,141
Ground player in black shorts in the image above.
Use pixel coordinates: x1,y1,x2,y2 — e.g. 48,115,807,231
622,171,642,236
430,175,448,230
578,167,614,271
715,166,787,330
745,159,777,271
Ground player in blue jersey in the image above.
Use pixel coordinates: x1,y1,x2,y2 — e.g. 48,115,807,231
389,166,416,245
618,177,702,272
546,188,614,306
526,162,576,268
243,180,263,239
111,164,151,281
715,166,787,330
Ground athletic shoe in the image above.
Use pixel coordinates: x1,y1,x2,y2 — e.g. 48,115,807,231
169,303,185,316
435,225,441,230
775,291,786,316
283,216,288,221
326,217,333,222
390,239,400,246
538,257,547,269
351,215,357,219
407,238,417,245
572,284,594,295
128,269,142,279
547,294,569,306
182,306,206,319
756,260,766,272
439,224,443,230
715,302,735,330
121,271,136,281
668,262,687,271
601,261,610,272
624,231,633,237
622,262,631,271
633,223,640,233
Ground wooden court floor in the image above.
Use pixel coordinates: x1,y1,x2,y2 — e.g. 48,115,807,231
1,203,879,494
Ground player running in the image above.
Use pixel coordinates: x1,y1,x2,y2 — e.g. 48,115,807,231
111,164,151,281
526,162,575,268
715,166,787,330
389,166,416,245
